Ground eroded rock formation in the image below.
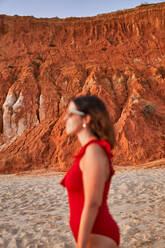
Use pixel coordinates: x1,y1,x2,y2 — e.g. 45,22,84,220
0,2,165,173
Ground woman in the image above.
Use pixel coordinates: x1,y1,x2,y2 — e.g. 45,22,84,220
60,95,120,248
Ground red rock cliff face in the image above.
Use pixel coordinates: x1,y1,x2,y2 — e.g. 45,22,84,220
0,3,165,173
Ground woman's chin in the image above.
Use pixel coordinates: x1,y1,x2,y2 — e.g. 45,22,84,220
66,125,82,136
66,128,74,135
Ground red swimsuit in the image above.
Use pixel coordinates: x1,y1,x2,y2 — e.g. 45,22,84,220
60,139,120,246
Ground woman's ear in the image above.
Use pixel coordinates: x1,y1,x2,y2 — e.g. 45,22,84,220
84,114,91,125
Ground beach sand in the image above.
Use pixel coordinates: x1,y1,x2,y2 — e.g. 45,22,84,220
0,166,165,248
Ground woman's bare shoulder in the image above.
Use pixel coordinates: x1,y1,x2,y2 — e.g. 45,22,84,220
82,143,109,169
85,143,107,158
81,143,110,181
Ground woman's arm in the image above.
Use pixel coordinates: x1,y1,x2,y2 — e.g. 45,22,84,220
76,144,109,248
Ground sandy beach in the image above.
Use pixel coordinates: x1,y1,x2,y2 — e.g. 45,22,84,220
0,167,165,248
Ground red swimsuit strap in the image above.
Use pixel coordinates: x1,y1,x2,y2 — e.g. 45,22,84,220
73,139,113,159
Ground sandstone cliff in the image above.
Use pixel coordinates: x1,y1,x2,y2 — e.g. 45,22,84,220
0,2,165,173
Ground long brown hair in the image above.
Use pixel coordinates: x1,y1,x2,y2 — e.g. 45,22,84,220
72,95,115,149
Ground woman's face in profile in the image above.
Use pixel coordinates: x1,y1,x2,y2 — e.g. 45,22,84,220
65,101,84,135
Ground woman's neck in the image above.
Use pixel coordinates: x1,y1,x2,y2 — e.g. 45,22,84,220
77,129,98,146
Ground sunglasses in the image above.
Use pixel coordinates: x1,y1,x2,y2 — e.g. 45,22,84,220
64,109,85,120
